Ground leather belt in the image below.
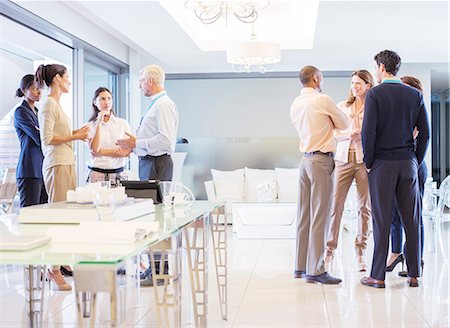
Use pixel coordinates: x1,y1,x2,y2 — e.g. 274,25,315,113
139,154,170,160
88,166,124,174
304,151,335,158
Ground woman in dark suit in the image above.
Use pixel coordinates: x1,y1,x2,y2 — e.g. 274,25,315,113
14,74,48,207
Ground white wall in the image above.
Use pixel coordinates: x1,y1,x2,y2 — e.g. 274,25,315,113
166,76,349,139
163,75,349,197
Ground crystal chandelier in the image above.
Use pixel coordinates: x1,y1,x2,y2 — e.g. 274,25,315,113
184,1,270,24
227,32,281,73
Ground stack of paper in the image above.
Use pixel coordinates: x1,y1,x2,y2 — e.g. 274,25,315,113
18,198,155,223
0,228,51,251
46,221,160,244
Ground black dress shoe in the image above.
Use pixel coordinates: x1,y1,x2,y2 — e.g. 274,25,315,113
360,276,385,288
398,270,408,277
408,277,419,287
140,267,151,280
140,275,165,287
306,272,342,284
294,270,306,278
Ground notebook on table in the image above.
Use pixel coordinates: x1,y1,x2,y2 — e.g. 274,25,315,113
0,232,51,251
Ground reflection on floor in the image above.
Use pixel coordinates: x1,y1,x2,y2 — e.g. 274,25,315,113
0,222,449,327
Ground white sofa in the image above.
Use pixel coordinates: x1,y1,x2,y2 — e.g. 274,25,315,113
204,167,299,238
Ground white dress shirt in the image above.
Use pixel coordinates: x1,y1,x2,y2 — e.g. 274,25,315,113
135,91,178,157
290,88,349,153
334,101,365,163
86,114,131,169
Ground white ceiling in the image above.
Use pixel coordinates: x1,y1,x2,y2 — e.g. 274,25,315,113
63,0,449,76
159,1,320,51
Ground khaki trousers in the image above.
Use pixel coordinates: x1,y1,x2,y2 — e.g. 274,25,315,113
295,155,334,276
326,151,371,256
43,165,76,203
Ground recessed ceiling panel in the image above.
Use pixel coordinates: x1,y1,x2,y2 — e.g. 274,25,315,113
160,1,319,51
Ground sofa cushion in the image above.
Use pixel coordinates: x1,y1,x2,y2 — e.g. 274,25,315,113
244,167,277,201
211,168,245,200
275,167,299,202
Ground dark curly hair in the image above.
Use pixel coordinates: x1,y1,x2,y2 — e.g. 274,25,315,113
374,50,401,76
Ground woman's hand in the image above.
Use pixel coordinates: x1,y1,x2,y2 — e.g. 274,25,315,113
350,129,361,142
73,126,90,141
97,110,110,122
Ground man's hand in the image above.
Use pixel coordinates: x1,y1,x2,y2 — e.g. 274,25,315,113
114,148,131,157
116,132,136,150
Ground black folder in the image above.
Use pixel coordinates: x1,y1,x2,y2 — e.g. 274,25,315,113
121,180,162,204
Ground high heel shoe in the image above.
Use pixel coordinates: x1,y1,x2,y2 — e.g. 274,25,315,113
357,255,367,272
48,268,72,291
386,254,404,272
60,265,73,277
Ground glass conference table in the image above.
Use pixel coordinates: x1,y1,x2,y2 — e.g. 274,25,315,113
0,201,227,327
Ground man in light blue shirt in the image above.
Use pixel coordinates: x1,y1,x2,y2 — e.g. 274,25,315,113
117,64,178,181
117,65,178,286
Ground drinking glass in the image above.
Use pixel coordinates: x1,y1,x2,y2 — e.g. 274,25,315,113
94,192,116,221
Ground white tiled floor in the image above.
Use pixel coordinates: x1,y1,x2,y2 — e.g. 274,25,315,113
1,221,449,327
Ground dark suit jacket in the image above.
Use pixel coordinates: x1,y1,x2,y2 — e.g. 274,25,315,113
362,81,430,169
14,100,44,179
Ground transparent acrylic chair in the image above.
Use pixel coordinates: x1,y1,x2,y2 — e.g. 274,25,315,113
423,175,450,261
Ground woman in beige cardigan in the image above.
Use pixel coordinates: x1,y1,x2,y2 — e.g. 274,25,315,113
35,64,89,290
325,70,374,272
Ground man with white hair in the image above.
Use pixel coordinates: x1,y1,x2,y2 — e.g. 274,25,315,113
117,65,178,286
117,64,178,181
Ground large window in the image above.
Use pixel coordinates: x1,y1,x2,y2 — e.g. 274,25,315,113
0,15,73,177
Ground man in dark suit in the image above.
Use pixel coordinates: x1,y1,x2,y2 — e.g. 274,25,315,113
14,74,48,207
361,50,430,288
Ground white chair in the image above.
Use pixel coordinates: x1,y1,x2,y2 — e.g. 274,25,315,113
436,175,450,260
423,175,450,261
0,168,18,214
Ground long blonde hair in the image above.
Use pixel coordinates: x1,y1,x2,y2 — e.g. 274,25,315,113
346,70,374,107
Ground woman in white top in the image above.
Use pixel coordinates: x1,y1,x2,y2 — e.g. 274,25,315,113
35,63,90,291
86,87,131,185
325,70,374,272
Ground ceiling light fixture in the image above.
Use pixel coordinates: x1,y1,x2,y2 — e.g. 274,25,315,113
227,31,280,73
184,1,270,25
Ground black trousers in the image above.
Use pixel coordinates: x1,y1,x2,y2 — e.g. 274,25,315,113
390,161,427,257
17,178,48,207
368,158,421,281
138,154,173,181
